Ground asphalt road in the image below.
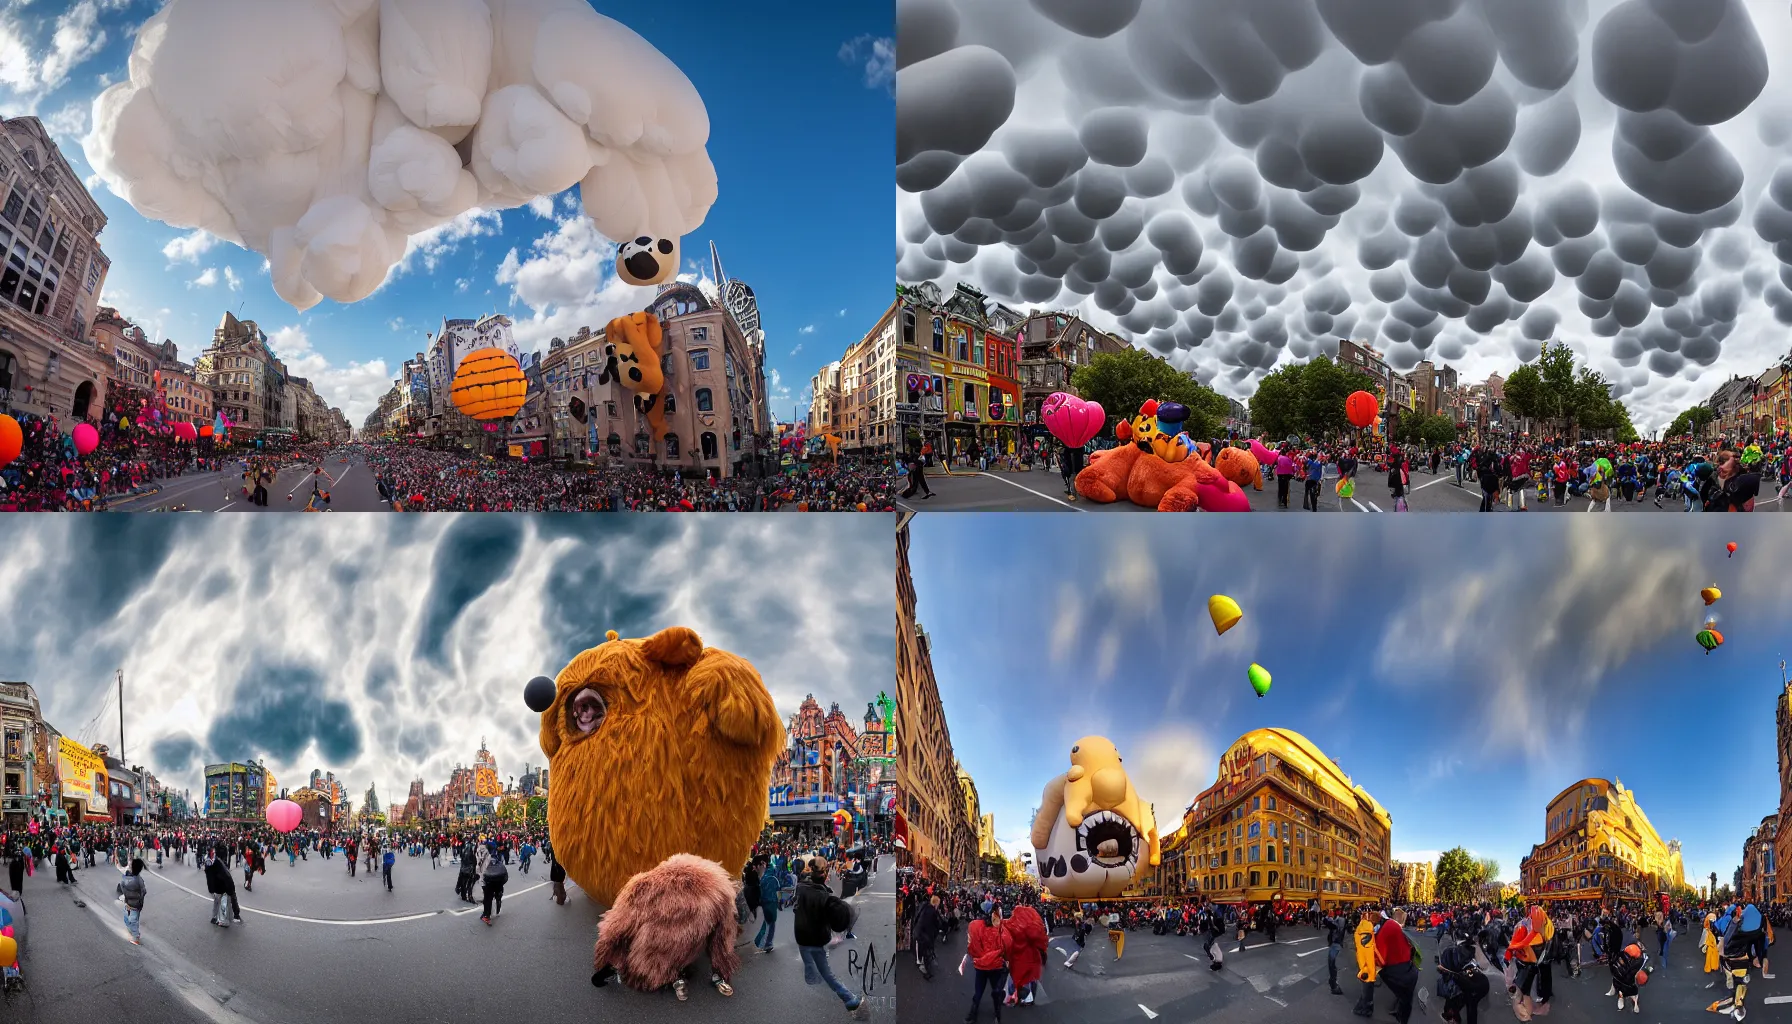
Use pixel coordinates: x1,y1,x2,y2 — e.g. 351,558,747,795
105,451,386,512
899,466,1788,515
898,920,1790,1023
38,850,893,1024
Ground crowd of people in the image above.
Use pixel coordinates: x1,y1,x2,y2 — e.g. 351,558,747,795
364,446,895,512
898,880,1781,1023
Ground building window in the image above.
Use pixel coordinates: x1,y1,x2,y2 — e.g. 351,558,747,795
690,326,707,343
665,433,680,458
701,431,718,459
605,401,617,417
0,190,17,224
690,349,710,370
695,387,713,412
932,318,943,353
902,308,915,345
1249,845,1260,863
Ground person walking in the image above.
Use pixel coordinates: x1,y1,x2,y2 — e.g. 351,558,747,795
755,856,785,952
1325,910,1348,995
382,846,395,892
479,841,508,924
901,452,933,500
913,894,943,980
117,857,147,945
1377,909,1419,1024
204,848,235,927
962,901,1012,1023
1058,439,1085,503
1005,903,1048,1006
792,860,865,1014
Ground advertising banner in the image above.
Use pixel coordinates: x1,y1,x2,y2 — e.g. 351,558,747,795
58,737,107,812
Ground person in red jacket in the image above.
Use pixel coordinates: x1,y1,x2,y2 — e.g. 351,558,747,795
962,902,1012,1023
1004,903,1048,1006
1375,909,1419,1024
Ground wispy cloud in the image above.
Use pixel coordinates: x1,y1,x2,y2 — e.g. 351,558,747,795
799,324,816,335
838,34,894,92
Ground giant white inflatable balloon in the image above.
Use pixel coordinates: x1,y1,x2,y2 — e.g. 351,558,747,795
1030,735,1160,899
85,0,717,310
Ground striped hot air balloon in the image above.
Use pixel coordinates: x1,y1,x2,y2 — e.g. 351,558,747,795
451,348,527,420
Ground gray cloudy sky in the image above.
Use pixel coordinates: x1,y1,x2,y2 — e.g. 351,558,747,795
897,0,1792,432
0,516,894,806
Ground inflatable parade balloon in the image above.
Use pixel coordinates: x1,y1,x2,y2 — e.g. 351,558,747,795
1727,542,1738,557
72,423,98,456
532,627,782,907
0,415,21,468
1345,390,1379,429
1042,392,1105,448
1696,625,1724,655
1195,477,1253,512
1029,736,1160,899
1214,446,1264,490
1702,586,1723,606
1248,439,1278,467
1248,663,1272,698
598,312,670,438
0,934,14,969
452,348,528,420
174,421,199,442
1208,595,1242,636
1154,401,1188,436
522,674,557,713
84,0,716,312
265,798,302,833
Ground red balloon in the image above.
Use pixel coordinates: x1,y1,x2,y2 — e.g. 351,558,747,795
1726,542,1737,556
1345,390,1380,429
0,415,19,468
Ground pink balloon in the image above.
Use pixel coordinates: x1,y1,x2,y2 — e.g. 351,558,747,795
71,422,98,455
1196,479,1253,512
1043,392,1105,448
266,798,302,833
1248,439,1277,466
174,421,198,442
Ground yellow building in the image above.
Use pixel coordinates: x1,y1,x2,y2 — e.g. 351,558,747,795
1157,728,1392,910
1520,778,1685,904
1395,860,1436,904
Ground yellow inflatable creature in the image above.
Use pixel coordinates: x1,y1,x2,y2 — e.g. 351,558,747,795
1061,735,1160,866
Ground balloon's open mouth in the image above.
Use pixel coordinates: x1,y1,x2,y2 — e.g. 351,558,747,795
566,686,607,738
1076,810,1140,871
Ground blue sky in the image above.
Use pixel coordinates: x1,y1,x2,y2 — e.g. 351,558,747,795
0,0,892,424
909,516,1792,893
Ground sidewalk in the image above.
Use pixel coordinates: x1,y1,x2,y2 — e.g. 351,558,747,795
16,871,201,1024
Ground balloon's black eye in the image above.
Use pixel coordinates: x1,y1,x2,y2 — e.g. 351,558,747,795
1071,745,1079,753
635,236,652,246
657,238,674,254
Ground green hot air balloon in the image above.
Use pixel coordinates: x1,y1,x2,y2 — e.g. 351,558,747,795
1248,663,1272,698
1696,626,1723,655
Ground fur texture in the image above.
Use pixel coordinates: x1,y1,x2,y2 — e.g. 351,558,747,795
592,853,741,991
1075,443,1232,511
542,625,784,907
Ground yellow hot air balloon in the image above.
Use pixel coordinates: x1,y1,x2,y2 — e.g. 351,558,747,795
1208,594,1242,636
451,348,528,420
1701,586,1722,606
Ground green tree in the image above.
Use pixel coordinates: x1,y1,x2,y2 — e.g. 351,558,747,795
1435,847,1479,903
1249,363,1306,441
1472,857,1500,887
1501,364,1550,426
1071,347,1231,438
1298,357,1357,439
1665,404,1715,439
1419,415,1459,447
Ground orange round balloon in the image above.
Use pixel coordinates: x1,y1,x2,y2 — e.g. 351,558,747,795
0,414,18,468
451,348,528,421
1345,390,1379,429
199,424,213,437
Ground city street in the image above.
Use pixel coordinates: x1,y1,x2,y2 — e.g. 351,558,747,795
900,468,1787,515
898,921,1791,1023
32,851,893,1024
104,452,388,512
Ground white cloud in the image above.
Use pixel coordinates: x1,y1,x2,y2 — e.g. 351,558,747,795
0,15,36,96
526,195,556,219
798,324,816,335
38,1,106,92
223,266,242,291
839,34,894,91
265,325,391,424
1127,724,1216,827
391,207,504,278
455,278,471,293
40,100,86,141
838,308,847,317
190,267,219,288
163,230,218,264
387,317,406,332
790,344,803,356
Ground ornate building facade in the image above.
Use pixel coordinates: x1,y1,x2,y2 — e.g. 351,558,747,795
1519,778,1685,903
895,516,979,882
0,116,113,425
1157,728,1393,911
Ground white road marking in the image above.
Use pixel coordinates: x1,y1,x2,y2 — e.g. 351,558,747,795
147,868,548,924
1284,937,1317,944
1244,942,1276,949
1265,996,1287,1007
78,871,264,1024
975,472,1086,511
1184,953,1202,960
1414,475,1457,491
1763,995,1792,1004
1297,946,1330,957
1138,1004,1158,1019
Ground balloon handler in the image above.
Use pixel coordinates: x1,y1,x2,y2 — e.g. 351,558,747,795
522,627,784,1000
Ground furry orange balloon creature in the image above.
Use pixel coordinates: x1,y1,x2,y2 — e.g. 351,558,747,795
592,853,741,992
1074,443,1228,511
1214,446,1264,491
599,312,670,438
538,626,784,907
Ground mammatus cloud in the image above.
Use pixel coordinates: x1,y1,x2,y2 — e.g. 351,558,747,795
0,516,894,802
895,0,1792,431
84,0,718,312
